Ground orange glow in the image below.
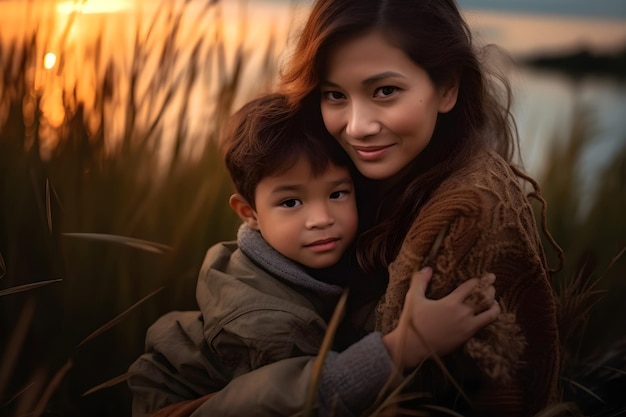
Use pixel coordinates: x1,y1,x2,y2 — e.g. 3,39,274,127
56,0,132,15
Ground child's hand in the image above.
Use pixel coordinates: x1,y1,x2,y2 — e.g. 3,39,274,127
464,272,497,313
382,267,500,370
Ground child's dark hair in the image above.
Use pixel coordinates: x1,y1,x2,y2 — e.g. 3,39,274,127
221,93,352,209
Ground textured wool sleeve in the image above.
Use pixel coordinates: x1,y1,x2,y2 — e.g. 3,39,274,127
376,150,559,416
319,332,397,415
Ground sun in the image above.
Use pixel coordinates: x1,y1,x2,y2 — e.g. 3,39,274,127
43,52,57,69
56,0,133,15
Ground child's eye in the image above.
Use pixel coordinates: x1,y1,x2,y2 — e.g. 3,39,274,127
280,198,302,208
330,190,349,200
374,86,398,98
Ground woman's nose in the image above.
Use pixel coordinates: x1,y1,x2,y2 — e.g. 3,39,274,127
345,102,380,139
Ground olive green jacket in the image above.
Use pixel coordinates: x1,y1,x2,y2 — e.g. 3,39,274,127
128,226,394,417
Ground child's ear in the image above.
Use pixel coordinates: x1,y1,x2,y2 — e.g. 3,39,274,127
229,193,260,230
438,80,459,114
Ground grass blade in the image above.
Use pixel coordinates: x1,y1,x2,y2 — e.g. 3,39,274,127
77,287,163,348
44,178,63,234
302,288,349,417
601,365,626,376
31,359,73,417
63,233,172,254
0,279,63,297
0,300,35,400
366,363,428,417
45,178,52,234
531,402,582,417
560,376,606,405
420,405,466,417
0,252,5,279
82,372,128,396
605,246,626,272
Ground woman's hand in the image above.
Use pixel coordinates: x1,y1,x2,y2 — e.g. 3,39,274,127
382,267,500,370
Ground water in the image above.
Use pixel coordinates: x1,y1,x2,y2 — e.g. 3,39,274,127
456,0,626,20
455,5,626,215
512,68,626,215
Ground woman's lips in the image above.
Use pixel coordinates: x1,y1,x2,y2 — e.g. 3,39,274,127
353,145,392,161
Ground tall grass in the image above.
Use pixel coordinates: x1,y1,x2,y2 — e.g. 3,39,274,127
537,105,626,414
0,0,281,415
0,0,624,416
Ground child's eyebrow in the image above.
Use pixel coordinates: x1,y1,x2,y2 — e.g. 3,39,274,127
270,184,305,194
331,177,354,187
270,177,352,194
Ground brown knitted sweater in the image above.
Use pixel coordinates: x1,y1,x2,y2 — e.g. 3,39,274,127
376,149,559,416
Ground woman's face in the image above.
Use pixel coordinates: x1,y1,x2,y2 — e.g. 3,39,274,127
320,29,458,181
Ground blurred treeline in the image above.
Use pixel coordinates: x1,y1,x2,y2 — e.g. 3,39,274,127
0,1,624,416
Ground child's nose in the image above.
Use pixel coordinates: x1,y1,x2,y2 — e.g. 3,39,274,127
305,204,335,229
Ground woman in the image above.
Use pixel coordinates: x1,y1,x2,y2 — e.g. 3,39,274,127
129,0,561,415
280,0,561,413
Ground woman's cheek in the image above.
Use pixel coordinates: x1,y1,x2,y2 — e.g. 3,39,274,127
321,107,341,138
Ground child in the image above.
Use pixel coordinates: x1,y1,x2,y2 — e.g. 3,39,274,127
128,93,499,416
202,92,360,376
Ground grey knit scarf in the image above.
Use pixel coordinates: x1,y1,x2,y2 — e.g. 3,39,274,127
237,224,343,297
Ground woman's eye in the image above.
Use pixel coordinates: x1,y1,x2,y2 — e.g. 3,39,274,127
323,91,345,101
375,86,397,97
280,199,302,208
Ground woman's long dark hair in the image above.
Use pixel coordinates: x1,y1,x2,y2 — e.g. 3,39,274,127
280,0,518,277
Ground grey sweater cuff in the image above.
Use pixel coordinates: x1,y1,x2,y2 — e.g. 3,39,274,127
319,332,395,416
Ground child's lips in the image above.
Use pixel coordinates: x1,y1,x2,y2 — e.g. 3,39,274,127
305,237,339,252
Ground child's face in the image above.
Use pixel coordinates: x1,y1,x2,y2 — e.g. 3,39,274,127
252,157,358,269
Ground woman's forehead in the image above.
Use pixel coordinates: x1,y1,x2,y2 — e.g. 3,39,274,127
322,30,418,81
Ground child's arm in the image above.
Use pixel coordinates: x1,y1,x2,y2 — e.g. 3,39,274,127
130,269,499,417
